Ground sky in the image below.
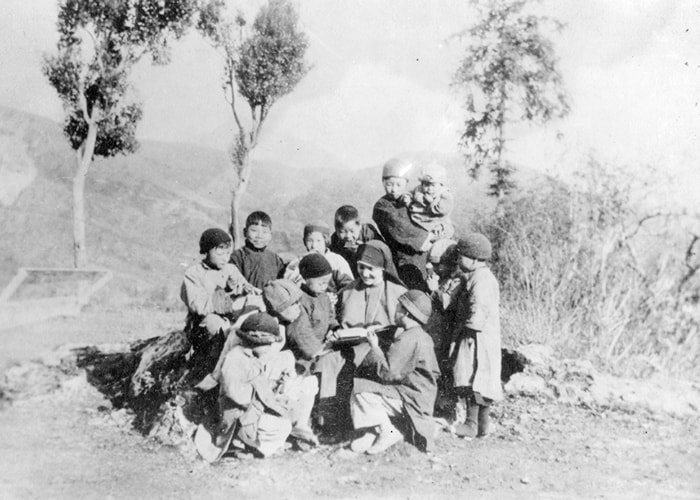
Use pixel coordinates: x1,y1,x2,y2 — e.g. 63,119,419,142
1,0,698,207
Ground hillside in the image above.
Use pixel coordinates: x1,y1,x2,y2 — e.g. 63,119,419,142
0,106,499,307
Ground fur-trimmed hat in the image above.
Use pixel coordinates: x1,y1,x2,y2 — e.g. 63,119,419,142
263,279,303,314
398,290,432,325
419,162,447,185
199,228,232,254
237,313,282,345
299,253,332,279
456,233,492,261
382,157,412,179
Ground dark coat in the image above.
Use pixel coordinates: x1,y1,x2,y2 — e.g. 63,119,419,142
230,241,285,290
286,285,338,364
354,326,440,452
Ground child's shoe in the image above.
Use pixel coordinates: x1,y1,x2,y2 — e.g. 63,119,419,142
366,425,402,454
454,402,478,439
477,404,490,437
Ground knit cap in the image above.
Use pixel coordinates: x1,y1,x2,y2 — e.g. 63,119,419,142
237,312,282,345
419,162,447,185
303,221,331,238
299,253,332,279
263,279,303,314
199,228,232,254
398,290,433,325
456,233,492,261
382,158,412,179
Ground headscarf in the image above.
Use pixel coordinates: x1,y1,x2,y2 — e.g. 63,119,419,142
356,239,404,286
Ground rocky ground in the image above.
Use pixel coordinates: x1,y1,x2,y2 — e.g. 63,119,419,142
0,311,699,499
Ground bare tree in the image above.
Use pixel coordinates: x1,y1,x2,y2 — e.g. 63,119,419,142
43,0,197,267
198,0,309,244
453,0,570,198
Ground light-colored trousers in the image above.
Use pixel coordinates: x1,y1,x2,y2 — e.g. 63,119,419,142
351,392,403,430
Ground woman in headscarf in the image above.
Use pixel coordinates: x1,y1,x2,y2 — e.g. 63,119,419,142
313,240,408,434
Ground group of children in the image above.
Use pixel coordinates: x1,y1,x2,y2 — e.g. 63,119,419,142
182,158,502,462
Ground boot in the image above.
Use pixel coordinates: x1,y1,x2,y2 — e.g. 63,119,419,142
454,396,478,439
477,404,490,437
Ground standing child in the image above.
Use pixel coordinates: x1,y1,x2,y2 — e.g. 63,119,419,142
230,211,286,290
450,233,502,438
404,162,455,240
329,205,384,277
285,221,354,293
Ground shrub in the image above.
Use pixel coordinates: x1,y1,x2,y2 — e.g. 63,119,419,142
473,157,700,380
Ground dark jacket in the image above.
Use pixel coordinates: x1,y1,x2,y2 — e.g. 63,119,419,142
286,284,338,364
230,241,285,289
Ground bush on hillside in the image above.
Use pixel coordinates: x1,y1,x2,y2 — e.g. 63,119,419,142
473,157,700,380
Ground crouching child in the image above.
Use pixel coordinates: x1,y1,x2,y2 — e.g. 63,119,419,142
450,233,503,439
350,290,440,455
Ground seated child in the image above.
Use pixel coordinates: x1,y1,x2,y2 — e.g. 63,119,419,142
284,221,353,294
285,253,339,371
180,227,257,337
329,205,384,278
350,290,440,454
200,312,317,459
450,233,502,439
403,162,455,240
230,211,286,290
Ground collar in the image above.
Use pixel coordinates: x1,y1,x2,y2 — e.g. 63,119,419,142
244,240,267,252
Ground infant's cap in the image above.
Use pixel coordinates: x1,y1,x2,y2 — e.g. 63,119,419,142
419,162,447,185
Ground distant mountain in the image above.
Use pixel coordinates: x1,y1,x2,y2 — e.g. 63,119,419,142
0,106,504,307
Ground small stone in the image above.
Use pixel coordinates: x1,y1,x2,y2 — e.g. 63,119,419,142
520,477,531,484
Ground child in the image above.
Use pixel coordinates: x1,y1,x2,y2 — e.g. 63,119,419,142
284,222,353,293
230,211,286,290
329,205,383,277
180,227,257,337
372,157,433,291
450,233,502,438
350,290,440,454
403,162,455,240
285,253,339,370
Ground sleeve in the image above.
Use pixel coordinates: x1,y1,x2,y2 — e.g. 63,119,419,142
180,266,214,316
286,305,325,360
219,351,255,406
230,250,244,274
464,273,496,332
372,337,418,384
372,199,431,252
429,190,454,216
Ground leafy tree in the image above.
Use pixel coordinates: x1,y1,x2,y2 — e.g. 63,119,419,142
43,0,198,267
197,0,309,243
453,0,570,198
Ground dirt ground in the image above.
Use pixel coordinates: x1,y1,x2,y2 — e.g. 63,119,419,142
1,310,699,499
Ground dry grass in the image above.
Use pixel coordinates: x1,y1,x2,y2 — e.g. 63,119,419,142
473,158,700,380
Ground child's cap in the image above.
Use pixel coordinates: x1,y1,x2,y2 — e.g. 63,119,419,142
456,233,492,261
237,312,282,345
428,238,457,264
263,279,302,314
419,162,447,185
303,221,331,238
382,158,412,179
398,290,432,325
299,253,332,279
199,228,232,254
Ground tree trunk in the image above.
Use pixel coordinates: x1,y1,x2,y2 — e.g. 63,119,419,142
229,156,253,247
73,119,98,268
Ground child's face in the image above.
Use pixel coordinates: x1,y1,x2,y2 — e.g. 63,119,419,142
337,220,362,245
421,181,442,197
304,231,327,254
278,302,301,323
382,177,407,200
206,243,232,269
245,223,272,249
458,255,479,272
357,262,384,287
304,273,332,295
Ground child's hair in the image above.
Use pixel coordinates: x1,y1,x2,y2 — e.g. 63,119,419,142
246,211,272,228
334,205,360,228
303,222,331,247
